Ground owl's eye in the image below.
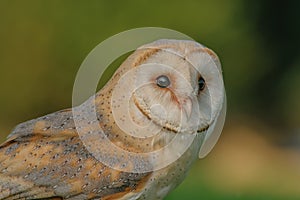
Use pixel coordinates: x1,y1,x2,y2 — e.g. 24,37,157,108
156,75,170,88
198,77,206,92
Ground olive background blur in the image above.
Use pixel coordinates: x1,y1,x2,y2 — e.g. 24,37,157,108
0,1,300,199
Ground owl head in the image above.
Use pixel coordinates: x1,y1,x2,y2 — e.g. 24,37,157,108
111,39,226,158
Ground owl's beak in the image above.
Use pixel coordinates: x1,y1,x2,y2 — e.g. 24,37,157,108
180,96,203,133
182,97,193,122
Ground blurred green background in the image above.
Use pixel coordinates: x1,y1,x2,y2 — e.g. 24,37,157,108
0,0,300,199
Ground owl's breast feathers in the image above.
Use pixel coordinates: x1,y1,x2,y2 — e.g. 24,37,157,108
0,108,151,200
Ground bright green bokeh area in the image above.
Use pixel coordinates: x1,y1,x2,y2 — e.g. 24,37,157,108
0,0,299,199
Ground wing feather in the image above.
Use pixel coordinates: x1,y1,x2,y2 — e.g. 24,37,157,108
0,107,150,200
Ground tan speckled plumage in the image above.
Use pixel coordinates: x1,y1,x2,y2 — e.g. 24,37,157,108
0,39,225,200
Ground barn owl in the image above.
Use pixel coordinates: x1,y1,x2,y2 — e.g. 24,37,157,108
0,39,226,200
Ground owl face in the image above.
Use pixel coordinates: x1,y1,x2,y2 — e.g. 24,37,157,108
124,40,225,135
109,39,225,161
